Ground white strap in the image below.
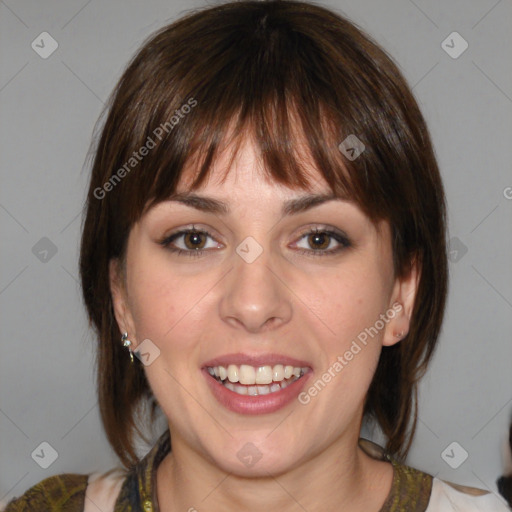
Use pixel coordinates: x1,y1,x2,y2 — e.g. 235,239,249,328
84,469,126,512
425,477,511,511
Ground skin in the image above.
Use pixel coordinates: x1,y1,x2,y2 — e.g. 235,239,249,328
110,134,419,512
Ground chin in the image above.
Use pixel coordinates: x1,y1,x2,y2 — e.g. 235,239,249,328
204,436,305,478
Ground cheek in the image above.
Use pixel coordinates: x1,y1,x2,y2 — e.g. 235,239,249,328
127,270,174,339
306,264,390,347
126,251,218,347
125,251,184,341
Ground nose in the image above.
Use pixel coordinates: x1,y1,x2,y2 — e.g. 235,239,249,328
219,245,293,333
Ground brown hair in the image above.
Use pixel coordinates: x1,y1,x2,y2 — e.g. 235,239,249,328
80,0,448,469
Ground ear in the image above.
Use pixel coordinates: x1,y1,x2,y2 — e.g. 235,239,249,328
109,258,137,345
382,256,420,347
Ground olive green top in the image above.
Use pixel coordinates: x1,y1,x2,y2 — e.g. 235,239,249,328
3,430,432,511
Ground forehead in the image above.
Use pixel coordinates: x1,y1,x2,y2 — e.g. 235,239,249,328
175,133,334,199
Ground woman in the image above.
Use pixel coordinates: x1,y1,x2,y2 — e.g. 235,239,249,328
3,1,509,510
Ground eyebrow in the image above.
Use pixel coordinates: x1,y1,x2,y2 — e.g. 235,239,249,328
166,192,342,216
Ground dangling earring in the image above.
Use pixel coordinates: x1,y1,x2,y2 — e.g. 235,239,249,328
121,332,134,363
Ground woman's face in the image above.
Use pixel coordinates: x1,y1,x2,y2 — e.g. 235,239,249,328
110,136,417,476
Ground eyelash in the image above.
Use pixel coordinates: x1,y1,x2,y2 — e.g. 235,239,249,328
158,226,351,258
158,226,218,258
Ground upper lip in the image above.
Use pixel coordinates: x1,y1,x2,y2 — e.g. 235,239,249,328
202,352,312,369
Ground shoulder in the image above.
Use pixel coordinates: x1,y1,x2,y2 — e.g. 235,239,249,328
0,468,128,512
426,477,511,511
359,439,511,511
84,468,127,512
1,473,89,512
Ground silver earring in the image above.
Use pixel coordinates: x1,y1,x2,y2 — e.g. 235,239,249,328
395,331,406,338
121,332,134,363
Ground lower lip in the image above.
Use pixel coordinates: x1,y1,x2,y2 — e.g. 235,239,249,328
203,369,312,415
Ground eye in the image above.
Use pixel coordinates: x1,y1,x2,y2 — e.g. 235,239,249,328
293,227,351,256
159,226,222,256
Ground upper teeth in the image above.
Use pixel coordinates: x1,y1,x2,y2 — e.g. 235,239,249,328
207,364,306,385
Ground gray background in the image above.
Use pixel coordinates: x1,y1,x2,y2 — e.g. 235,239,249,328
1,0,511,506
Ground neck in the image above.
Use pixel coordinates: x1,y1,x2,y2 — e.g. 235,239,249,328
156,429,393,512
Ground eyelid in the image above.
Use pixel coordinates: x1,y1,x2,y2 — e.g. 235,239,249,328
159,224,221,243
295,223,347,237
290,225,352,255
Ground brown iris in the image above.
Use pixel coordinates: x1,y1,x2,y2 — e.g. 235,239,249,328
184,231,207,250
307,232,330,250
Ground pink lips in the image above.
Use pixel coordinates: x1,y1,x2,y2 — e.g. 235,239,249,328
202,353,313,415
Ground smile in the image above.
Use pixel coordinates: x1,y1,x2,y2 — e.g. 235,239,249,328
206,364,308,396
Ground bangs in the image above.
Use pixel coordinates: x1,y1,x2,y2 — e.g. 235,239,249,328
143,97,363,214
101,5,408,240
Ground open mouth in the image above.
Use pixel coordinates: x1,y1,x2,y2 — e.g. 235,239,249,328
206,364,309,396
